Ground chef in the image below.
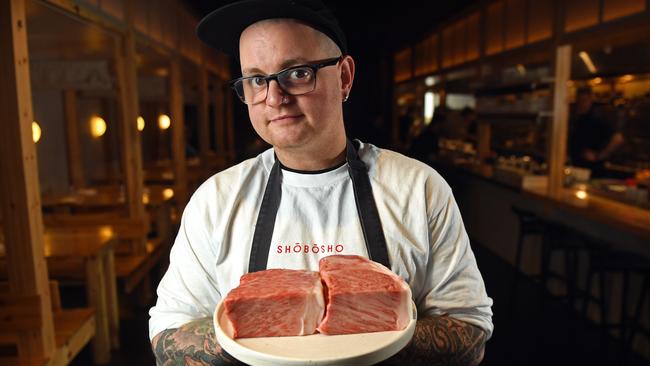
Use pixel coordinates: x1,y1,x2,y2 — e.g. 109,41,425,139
149,1,493,365
569,86,625,178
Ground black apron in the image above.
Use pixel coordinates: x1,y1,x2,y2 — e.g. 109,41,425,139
247,139,390,272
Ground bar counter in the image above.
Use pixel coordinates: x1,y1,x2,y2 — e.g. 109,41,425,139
429,159,650,262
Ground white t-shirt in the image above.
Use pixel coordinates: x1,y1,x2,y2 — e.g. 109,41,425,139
148,141,494,341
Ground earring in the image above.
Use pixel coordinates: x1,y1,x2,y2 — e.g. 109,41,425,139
281,95,288,104
343,93,349,102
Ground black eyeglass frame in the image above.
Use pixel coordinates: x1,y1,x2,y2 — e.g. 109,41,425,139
229,56,343,104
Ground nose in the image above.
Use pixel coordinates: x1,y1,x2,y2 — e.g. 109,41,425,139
265,79,287,107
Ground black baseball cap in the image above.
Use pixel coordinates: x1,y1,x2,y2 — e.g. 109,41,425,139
196,0,348,58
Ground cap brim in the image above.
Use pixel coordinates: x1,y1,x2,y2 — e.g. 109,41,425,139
196,0,344,59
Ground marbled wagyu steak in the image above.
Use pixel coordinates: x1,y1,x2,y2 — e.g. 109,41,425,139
317,255,412,335
221,255,411,338
222,269,324,338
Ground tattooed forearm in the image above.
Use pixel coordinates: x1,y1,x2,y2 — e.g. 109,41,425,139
382,315,487,366
150,317,245,365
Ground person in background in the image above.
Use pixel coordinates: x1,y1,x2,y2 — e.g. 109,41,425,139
409,115,441,163
569,87,625,177
398,104,418,150
461,106,479,143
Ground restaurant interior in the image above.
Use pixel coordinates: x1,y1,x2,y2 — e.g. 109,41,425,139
1,0,649,365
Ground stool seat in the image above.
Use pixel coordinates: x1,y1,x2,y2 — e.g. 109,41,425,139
581,245,650,365
510,206,604,323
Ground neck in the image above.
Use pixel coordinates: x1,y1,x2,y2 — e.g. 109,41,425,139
274,138,347,171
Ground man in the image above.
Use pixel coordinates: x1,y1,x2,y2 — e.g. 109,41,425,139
149,1,493,365
569,87,624,177
461,106,478,142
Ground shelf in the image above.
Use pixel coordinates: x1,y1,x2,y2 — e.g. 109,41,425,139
475,81,553,96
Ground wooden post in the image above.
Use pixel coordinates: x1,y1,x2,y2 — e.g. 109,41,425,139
114,1,145,234
198,64,211,162
114,2,146,258
547,44,571,198
63,89,85,188
170,57,188,211
85,256,110,363
0,0,56,358
101,98,115,182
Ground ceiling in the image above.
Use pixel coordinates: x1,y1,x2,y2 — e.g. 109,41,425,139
26,0,117,61
185,0,477,57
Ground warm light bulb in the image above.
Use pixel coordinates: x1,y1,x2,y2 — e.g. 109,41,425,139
578,51,597,74
137,116,145,131
99,226,114,238
575,190,588,200
90,116,107,138
32,121,42,143
620,74,634,83
158,114,171,130
589,77,602,86
142,192,150,204
162,188,174,200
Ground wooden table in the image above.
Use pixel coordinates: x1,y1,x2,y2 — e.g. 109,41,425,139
42,185,174,210
42,185,174,249
41,187,124,213
0,227,118,364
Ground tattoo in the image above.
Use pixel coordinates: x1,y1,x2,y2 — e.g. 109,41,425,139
381,315,487,366
151,317,245,365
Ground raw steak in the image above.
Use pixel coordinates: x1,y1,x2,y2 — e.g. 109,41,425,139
317,255,412,335
222,269,324,338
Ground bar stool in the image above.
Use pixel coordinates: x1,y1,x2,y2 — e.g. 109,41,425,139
509,207,589,317
510,207,545,301
581,245,650,364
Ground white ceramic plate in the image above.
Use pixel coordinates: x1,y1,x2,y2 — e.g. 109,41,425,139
213,299,417,366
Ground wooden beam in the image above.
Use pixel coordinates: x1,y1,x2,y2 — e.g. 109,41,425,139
41,0,126,34
547,44,571,198
117,3,145,217
0,0,56,358
63,89,85,188
85,255,110,363
101,98,114,182
198,65,211,161
114,2,145,251
170,57,188,210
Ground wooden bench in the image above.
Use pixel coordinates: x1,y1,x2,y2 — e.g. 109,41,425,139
115,237,166,295
0,281,95,366
3,228,119,353
43,236,166,294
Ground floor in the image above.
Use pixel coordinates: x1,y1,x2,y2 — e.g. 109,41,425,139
63,243,648,366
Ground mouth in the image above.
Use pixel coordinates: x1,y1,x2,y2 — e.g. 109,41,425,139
270,114,303,124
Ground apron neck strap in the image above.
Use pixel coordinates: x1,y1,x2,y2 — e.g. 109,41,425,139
248,139,390,272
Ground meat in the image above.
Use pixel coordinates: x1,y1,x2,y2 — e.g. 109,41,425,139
222,269,324,338
221,255,412,338
317,255,412,335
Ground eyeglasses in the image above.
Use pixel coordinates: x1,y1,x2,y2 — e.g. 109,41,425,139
230,56,343,104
